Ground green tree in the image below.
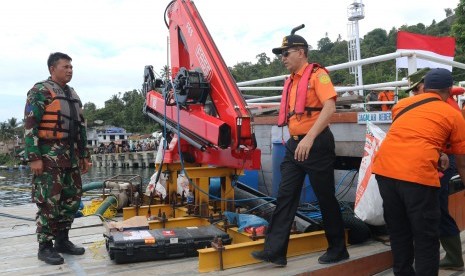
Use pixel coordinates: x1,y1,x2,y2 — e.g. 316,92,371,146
101,94,125,126
121,90,157,133
451,0,465,80
452,1,465,54
0,122,10,140
446,8,454,17
0,117,22,141
83,102,98,127
317,37,333,52
7,118,19,129
69,6,462,136
160,65,171,80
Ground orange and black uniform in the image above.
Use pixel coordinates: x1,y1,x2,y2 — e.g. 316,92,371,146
378,90,395,111
263,63,347,263
373,93,465,186
373,92,465,275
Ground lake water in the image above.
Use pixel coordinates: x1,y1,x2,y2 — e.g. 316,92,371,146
0,167,154,207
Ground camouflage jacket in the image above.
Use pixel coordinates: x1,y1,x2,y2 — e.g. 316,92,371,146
24,78,89,168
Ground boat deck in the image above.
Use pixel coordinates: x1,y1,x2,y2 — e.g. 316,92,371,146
1,203,463,276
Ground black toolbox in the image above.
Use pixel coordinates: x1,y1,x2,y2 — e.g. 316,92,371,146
106,225,232,264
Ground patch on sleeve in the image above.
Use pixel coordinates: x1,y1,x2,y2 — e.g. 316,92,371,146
25,104,32,114
318,73,331,84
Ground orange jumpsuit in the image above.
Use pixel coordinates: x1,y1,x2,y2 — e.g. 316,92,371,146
378,90,395,111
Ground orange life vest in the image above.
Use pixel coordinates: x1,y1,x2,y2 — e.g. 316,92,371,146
277,63,326,126
38,80,83,140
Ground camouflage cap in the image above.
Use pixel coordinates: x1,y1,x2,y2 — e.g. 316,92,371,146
405,68,431,92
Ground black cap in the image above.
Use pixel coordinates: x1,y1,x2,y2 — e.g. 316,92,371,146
423,68,453,90
272,34,308,55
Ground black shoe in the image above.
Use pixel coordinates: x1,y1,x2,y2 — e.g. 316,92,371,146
251,250,287,267
54,230,85,255
55,240,85,255
318,250,349,264
38,241,64,265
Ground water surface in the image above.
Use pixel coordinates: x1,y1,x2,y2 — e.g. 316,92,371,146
0,167,154,207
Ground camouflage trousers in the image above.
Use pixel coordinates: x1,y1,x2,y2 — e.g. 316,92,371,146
32,166,82,243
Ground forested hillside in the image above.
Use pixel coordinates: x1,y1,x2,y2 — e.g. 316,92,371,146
81,4,465,133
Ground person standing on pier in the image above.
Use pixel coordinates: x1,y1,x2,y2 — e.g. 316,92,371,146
373,68,465,275
378,89,395,111
24,52,90,265
251,27,348,266
406,67,465,271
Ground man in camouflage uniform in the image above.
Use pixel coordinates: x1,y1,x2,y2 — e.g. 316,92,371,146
24,52,90,265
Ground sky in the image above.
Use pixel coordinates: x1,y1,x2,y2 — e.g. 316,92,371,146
0,0,460,123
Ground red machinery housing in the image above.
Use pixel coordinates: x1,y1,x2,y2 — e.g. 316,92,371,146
142,0,260,170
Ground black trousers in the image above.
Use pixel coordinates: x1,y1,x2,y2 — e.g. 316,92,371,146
263,128,346,260
376,175,440,276
439,154,460,237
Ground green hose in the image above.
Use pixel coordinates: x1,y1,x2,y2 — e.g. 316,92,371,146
95,195,117,216
82,181,104,193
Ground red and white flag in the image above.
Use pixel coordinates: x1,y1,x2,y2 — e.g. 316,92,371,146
396,31,455,71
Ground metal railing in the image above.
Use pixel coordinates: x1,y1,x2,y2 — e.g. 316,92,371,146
238,50,465,107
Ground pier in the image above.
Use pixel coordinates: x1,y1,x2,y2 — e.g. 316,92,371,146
90,151,156,168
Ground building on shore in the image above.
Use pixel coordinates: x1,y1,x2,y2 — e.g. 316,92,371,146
87,126,132,151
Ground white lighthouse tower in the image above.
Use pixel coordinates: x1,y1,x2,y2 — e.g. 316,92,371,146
347,0,365,95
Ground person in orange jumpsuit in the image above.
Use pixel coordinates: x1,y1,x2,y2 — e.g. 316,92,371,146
406,68,465,271
373,68,465,275
251,30,348,267
378,90,395,111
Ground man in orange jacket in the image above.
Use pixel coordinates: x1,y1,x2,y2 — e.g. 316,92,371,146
378,90,395,111
373,68,465,275
251,29,348,267
406,68,465,271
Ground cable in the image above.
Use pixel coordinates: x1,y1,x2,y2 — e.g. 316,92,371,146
297,169,359,221
259,163,270,195
0,212,35,221
336,170,358,200
164,1,176,29
169,80,274,204
242,201,275,214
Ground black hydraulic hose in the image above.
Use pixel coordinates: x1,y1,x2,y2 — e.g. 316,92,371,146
164,0,176,28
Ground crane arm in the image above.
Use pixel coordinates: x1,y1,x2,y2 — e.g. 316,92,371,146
143,0,260,169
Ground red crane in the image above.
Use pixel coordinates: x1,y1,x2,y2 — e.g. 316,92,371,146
142,0,260,170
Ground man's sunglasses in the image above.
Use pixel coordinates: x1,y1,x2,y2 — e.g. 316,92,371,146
281,49,300,57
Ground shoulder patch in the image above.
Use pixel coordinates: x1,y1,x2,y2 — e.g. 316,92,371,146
318,73,331,84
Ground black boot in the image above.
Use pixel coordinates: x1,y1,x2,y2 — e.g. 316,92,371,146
54,229,85,255
38,241,64,265
440,235,464,271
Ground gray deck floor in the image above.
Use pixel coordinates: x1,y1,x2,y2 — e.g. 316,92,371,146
1,203,463,276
